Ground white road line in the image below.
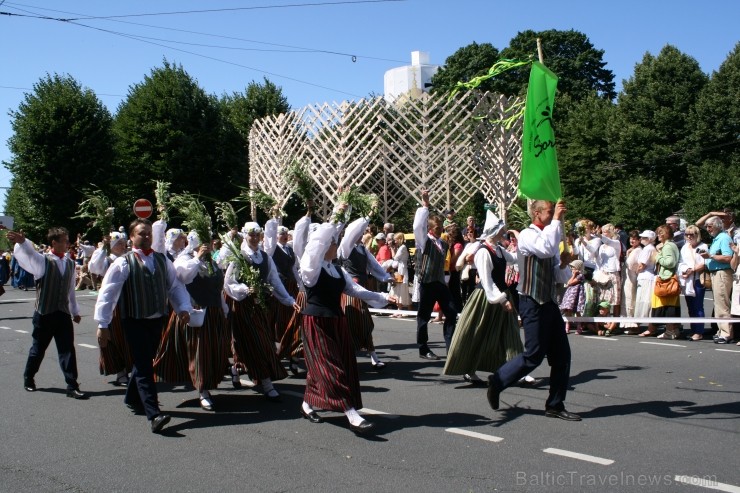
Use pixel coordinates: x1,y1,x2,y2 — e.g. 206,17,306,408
715,349,740,354
0,326,12,330
446,428,504,443
78,343,97,349
15,329,28,333
639,342,687,348
674,475,740,492
582,336,618,341
543,447,614,465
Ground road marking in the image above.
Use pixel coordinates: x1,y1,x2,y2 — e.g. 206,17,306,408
446,428,504,443
0,326,12,330
674,475,740,492
15,329,28,333
78,343,97,349
582,336,618,341
715,349,740,354
543,447,614,465
639,342,687,348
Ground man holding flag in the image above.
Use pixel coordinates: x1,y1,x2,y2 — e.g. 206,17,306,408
486,62,581,421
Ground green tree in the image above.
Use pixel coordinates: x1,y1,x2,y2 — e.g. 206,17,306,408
112,60,224,211
4,73,114,239
608,45,708,196
429,42,500,96
609,175,676,231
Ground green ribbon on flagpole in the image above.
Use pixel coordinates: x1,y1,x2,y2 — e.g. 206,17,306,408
518,61,562,202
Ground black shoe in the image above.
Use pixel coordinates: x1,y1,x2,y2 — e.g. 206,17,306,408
200,397,214,411
348,419,375,434
289,359,301,376
419,350,439,360
463,374,486,386
151,414,171,433
24,378,36,392
545,408,582,421
518,377,545,387
231,374,242,389
300,408,323,423
371,361,386,370
264,391,282,402
66,388,88,400
486,377,500,410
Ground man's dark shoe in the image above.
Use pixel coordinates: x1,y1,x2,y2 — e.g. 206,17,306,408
419,350,439,360
486,377,500,410
66,388,88,399
151,414,171,433
24,378,36,392
519,377,545,388
545,408,581,421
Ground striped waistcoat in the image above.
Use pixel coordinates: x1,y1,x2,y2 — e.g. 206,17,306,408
416,237,447,284
119,252,168,319
518,254,557,304
35,255,74,315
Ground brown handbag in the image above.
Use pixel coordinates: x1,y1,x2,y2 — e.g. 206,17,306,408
701,271,712,289
654,275,680,297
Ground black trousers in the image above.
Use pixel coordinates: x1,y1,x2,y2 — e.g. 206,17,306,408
121,317,165,420
416,281,458,351
24,311,79,389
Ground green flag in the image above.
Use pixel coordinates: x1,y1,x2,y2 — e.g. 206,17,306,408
518,61,562,202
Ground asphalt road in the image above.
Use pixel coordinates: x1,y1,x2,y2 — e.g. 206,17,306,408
0,287,738,493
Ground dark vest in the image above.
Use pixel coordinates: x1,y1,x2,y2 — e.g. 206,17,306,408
184,255,225,308
476,244,508,292
246,251,270,282
342,244,369,284
119,252,169,319
303,266,347,318
417,237,447,284
35,255,74,315
272,243,295,286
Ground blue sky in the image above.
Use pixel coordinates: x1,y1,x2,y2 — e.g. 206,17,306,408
1,0,738,214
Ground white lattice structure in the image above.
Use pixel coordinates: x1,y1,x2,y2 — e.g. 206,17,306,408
249,90,522,221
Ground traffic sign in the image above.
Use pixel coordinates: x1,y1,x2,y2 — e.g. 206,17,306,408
133,198,153,219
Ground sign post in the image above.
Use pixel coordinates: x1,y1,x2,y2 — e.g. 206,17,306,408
133,199,153,219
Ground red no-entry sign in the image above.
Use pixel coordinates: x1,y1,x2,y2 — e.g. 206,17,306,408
133,198,153,219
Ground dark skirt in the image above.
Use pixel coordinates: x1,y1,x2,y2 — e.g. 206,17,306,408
341,292,375,351
271,278,299,342
229,296,287,382
302,314,362,412
277,290,305,359
443,288,523,375
99,307,133,376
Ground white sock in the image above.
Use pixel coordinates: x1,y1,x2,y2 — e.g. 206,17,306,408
200,390,211,400
344,407,364,426
302,401,314,413
370,352,380,365
231,365,239,377
468,372,482,381
522,375,535,383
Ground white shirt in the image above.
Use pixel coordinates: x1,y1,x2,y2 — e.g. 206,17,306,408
223,244,295,306
517,221,572,288
13,241,79,317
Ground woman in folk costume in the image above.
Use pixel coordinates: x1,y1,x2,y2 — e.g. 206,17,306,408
443,209,523,385
153,219,188,262
153,231,230,411
89,232,132,386
299,222,397,434
338,216,395,369
225,221,300,402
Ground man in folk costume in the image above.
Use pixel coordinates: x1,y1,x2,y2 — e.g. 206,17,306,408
89,231,132,387
224,221,299,402
8,228,87,399
263,220,300,348
95,218,192,433
486,200,581,421
299,222,397,433
413,188,459,360
338,215,394,369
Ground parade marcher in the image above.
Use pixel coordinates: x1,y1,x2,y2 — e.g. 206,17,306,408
8,228,87,399
443,210,522,385
486,200,580,421
89,232,132,386
94,218,192,433
224,221,300,402
154,231,230,411
413,188,459,360
299,222,397,434
339,215,395,369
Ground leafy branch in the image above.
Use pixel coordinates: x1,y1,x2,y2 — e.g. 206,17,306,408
219,233,272,308
283,160,314,206
73,187,115,237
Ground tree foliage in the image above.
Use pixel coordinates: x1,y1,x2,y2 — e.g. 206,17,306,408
429,42,500,97
609,175,676,231
4,73,114,239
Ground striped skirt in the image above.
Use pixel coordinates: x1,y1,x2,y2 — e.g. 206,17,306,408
153,308,230,391
229,297,287,382
277,290,305,359
302,314,362,412
341,292,375,351
271,278,299,342
98,308,133,376
442,289,523,375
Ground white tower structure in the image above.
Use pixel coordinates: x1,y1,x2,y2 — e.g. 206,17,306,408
383,51,440,103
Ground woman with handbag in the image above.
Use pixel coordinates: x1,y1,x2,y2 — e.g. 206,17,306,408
678,225,708,341
652,225,682,339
